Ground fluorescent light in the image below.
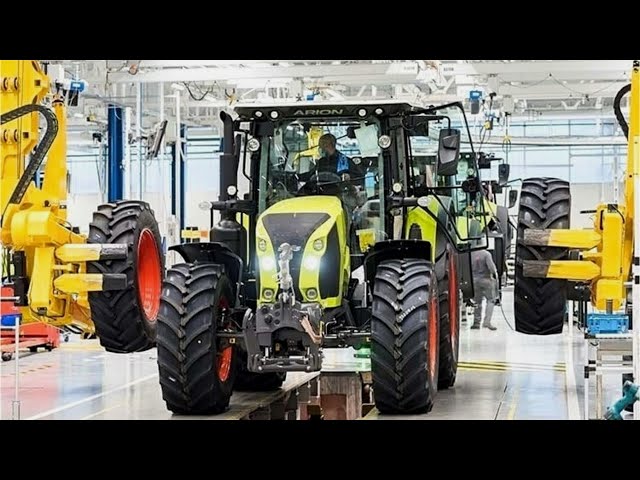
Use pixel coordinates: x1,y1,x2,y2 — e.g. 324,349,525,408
171,83,185,91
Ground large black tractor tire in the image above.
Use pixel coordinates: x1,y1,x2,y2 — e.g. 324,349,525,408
88,200,164,353
371,259,439,414
436,244,460,389
234,350,286,392
157,263,237,415
515,178,571,335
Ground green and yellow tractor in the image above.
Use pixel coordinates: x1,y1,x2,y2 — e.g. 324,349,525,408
156,101,489,415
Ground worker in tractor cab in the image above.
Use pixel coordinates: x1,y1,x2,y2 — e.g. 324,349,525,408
315,133,364,181
470,246,499,331
298,133,364,207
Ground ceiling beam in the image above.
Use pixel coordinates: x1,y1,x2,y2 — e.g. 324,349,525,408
108,62,419,83
443,60,633,78
137,60,334,68
456,81,628,101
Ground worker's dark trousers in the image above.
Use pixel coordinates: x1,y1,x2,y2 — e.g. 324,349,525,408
472,278,496,327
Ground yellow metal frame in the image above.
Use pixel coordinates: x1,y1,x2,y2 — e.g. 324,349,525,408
0,60,122,331
521,62,640,312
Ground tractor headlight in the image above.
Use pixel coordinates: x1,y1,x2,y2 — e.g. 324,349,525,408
258,238,267,251
247,137,260,152
378,135,392,149
313,239,324,251
261,257,276,271
417,196,430,208
303,256,320,270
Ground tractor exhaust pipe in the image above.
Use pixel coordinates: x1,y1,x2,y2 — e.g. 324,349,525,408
219,111,239,202
211,110,247,264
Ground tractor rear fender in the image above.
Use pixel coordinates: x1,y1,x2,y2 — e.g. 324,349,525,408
169,242,243,299
363,240,432,288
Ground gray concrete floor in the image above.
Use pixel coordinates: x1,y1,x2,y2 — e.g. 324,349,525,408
0,289,630,420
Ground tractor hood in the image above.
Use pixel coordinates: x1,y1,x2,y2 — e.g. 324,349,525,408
255,196,348,308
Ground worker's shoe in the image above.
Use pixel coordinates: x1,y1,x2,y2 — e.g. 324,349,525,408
470,323,481,330
483,324,497,331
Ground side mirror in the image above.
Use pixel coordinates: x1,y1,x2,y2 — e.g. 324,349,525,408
437,128,460,177
508,190,518,208
498,163,510,184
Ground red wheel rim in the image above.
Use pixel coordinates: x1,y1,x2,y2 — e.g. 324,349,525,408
216,296,233,382
428,296,438,379
136,228,161,321
448,252,458,350
217,346,233,382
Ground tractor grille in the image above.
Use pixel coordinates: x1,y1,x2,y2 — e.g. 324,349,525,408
262,212,330,300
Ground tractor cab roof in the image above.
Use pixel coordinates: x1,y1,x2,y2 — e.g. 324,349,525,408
233,100,422,121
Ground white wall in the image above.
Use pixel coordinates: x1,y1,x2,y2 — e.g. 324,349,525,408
570,183,617,230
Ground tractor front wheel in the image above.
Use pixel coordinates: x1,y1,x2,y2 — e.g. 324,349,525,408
157,263,237,415
88,200,164,353
371,258,439,414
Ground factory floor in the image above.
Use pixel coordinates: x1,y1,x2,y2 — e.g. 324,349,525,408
0,289,628,420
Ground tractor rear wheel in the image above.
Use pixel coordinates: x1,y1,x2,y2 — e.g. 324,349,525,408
88,200,163,353
234,350,286,392
371,259,439,414
157,263,236,415
436,244,460,389
515,178,571,335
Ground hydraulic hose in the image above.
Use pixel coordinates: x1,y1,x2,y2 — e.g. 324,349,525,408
614,83,631,139
1,103,59,208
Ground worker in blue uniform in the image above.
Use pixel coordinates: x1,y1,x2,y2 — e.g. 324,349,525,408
315,133,363,180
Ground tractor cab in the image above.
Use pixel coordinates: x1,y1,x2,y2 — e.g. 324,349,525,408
255,112,385,264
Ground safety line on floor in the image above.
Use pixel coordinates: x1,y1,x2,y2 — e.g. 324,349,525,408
463,360,566,369
26,372,158,420
59,344,104,351
0,364,53,379
507,384,520,420
459,362,565,373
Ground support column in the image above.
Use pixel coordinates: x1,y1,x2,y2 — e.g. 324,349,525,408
107,105,124,202
171,124,186,234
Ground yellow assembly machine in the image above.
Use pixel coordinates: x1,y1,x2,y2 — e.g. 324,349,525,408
0,60,164,352
514,60,640,334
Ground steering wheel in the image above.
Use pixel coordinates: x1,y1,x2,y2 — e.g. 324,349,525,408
297,171,344,196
